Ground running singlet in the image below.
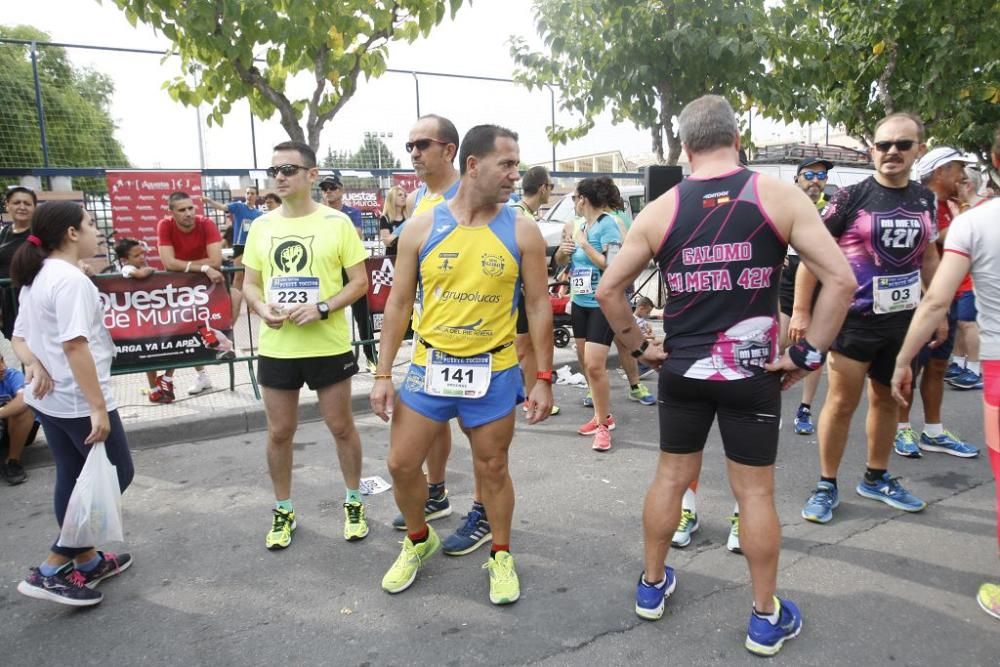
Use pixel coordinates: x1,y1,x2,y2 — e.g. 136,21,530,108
413,180,460,217
822,176,936,324
655,169,785,381
570,213,622,309
242,206,367,358
228,202,263,246
412,205,521,372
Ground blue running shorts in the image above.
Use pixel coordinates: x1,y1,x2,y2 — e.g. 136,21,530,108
398,364,525,428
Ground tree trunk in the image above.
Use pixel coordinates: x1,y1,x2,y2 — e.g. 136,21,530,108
665,129,682,166
650,124,665,164
656,81,681,165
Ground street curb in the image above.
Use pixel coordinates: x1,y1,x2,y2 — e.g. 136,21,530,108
20,392,373,469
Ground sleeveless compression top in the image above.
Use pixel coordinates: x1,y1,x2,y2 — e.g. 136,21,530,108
655,169,786,381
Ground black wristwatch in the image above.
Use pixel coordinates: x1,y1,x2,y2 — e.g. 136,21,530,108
631,340,649,358
316,302,330,320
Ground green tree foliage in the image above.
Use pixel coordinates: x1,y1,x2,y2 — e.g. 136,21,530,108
0,25,129,169
108,0,466,151
510,0,770,165
322,135,400,170
760,1,1000,156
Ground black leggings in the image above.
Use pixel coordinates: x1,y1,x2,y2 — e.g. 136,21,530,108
36,409,134,558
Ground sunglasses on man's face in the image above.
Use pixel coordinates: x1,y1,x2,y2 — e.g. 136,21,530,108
873,140,916,153
266,164,309,178
405,138,449,153
800,170,827,181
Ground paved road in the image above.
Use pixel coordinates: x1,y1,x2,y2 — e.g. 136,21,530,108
2,374,998,666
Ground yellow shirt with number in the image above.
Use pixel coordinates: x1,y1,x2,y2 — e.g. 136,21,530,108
243,206,367,358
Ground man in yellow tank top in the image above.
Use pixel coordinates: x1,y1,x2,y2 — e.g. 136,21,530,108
371,124,554,605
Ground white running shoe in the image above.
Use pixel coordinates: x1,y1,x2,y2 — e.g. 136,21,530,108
188,373,213,395
727,515,742,554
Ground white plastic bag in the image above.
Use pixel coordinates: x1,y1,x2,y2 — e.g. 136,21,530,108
57,442,124,548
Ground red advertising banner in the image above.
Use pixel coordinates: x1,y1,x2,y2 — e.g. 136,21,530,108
96,272,233,370
392,173,421,193
343,189,383,213
365,255,395,316
106,171,203,269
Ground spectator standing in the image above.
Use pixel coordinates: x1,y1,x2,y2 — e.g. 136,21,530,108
0,187,37,340
320,175,376,371
378,185,408,256
203,186,263,317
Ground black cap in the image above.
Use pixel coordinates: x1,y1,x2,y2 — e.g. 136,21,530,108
796,157,834,173
318,174,342,189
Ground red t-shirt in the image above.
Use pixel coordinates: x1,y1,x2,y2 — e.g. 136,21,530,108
157,215,222,261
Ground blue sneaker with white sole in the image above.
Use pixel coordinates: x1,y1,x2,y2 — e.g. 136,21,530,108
855,473,926,512
801,481,839,524
918,431,979,458
894,428,921,458
635,565,676,620
745,596,803,656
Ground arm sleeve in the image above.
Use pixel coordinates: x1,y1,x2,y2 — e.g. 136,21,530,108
157,219,173,249
378,215,392,231
340,223,369,269
55,276,98,343
944,215,973,257
821,186,852,238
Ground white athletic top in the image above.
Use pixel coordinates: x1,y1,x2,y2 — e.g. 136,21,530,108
944,198,1000,360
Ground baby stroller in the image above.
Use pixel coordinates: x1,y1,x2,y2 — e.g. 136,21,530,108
550,278,572,348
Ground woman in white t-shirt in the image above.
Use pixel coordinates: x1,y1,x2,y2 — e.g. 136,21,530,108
9,202,135,608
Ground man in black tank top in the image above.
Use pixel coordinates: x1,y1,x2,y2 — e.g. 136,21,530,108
596,95,856,657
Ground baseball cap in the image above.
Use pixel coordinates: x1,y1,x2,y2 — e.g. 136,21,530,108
915,147,977,179
796,157,834,174
318,174,343,190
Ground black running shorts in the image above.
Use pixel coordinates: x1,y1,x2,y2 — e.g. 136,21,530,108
657,370,781,466
258,351,358,391
571,304,615,346
831,322,909,387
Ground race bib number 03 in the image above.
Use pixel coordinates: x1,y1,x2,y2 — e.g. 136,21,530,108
268,276,320,308
570,267,594,296
873,270,920,314
424,350,492,398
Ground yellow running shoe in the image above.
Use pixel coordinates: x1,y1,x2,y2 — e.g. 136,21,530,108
484,551,520,605
381,526,440,594
343,502,369,541
978,582,1000,620
265,508,296,550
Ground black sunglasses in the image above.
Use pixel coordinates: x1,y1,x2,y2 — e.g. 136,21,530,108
800,170,828,181
405,138,449,153
873,140,916,153
266,164,309,178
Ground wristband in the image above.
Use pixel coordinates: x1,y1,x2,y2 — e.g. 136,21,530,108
201,264,210,273
185,261,192,273
788,339,825,371
630,340,650,359
373,374,392,379
535,370,553,383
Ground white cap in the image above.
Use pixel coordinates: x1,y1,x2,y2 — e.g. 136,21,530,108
915,147,977,179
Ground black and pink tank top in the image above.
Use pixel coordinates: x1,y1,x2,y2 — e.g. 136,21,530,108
654,169,786,381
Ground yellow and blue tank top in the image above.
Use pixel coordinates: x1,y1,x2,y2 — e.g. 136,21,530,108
413,205,521,371
413,180,460,217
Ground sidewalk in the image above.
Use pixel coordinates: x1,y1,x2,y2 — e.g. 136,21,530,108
4,314,585,455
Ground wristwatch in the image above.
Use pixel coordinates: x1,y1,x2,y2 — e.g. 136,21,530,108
316,302,330,320
535,370,553,383
630,340,650,359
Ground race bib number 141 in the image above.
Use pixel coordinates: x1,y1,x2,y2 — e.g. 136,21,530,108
425,350,492,398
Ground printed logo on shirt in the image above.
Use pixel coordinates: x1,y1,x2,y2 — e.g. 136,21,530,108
270,235,314,274
481,253,505,277
701,190,732,208
871,208,926,267
438,252,458,272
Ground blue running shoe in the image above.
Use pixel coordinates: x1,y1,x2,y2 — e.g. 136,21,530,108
948,368,984,390
583,392,593,408
745,596,803,656
635,565,677,621
894,428,921,458
919,431,980,458
793,405,815,436
392,491,453,530
855,473,926,512
442,506,492,556
801,481,839,524
944,362,965,382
